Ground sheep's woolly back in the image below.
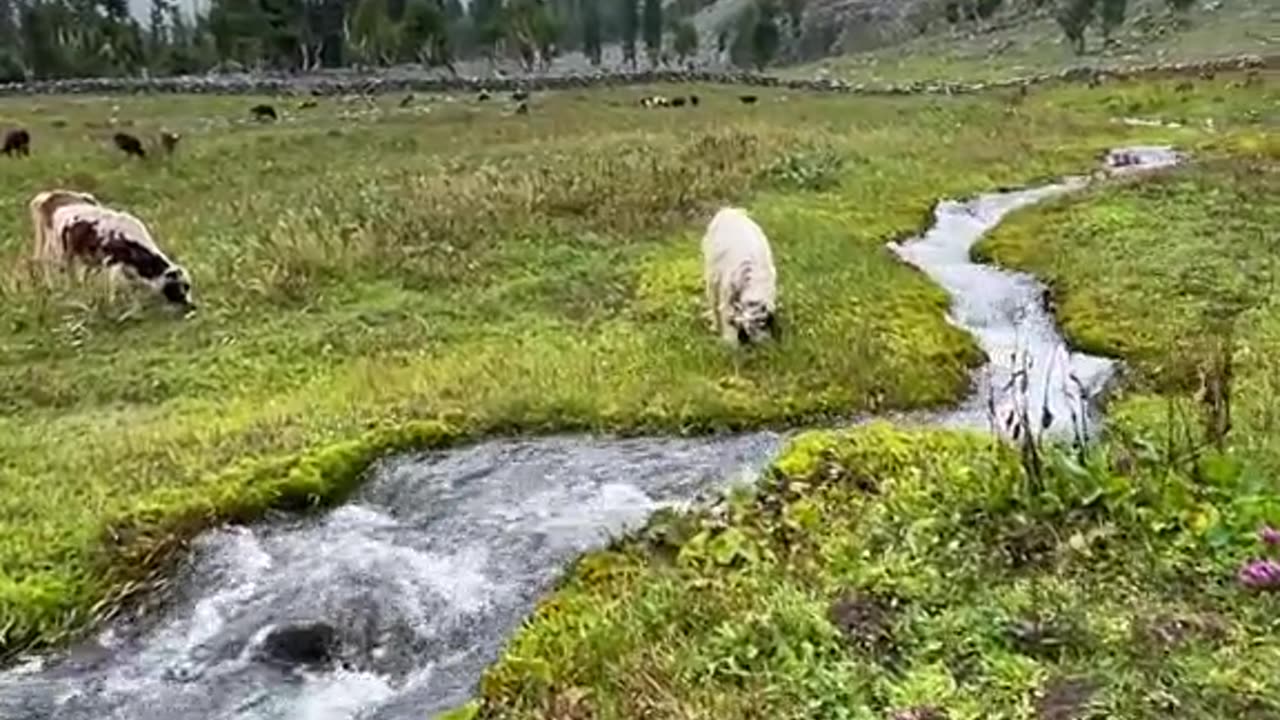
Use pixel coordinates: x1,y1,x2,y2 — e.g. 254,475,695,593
30,189,98,261
703,207,777,307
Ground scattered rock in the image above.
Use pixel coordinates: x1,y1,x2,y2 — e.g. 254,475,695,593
256,621,338,668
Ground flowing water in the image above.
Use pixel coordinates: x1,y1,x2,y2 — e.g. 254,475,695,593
0,146,1182,720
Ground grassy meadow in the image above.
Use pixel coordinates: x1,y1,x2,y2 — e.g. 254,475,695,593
0,72,1273,664
468,83,1280,719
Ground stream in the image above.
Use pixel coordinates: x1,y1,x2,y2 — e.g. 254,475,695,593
0,146,1182,720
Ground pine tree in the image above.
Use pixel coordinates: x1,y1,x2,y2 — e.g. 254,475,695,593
750,0,778,70
619,0,637,66
1055,0,1096,54
672,18,697,63
1098,0,1125,44
641,0,660,65
581,0,601,65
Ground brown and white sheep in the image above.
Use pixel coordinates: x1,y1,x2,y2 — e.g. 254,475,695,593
29,189,196,311
702,207,779,346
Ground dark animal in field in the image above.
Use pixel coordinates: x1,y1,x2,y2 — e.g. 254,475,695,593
671,97,687,107
250,104,278,121
1175,80,1194,93
739,95,758,105
689,94,700,106
2,129,30,157
511,90,529,102
515,101,529,115
400,93,415,107
30,189,196,311
160,131,181,155
112,132,146,159
477,90,491,101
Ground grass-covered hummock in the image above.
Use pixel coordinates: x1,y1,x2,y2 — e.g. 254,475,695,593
0,74,1272,658
474,424,1280,719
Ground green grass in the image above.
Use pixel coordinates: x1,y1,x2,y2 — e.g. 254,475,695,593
0,74,1272,658
465,80,1280,720
785,0,1277,85
473,424,1280,719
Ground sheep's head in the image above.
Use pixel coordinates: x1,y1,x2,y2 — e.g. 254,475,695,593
160,265,196,313
731,300,779,345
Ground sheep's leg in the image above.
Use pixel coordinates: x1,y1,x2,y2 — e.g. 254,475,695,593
704,273,721,332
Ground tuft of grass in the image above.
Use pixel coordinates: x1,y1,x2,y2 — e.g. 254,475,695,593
0,75,1272,658
474,424,1280,719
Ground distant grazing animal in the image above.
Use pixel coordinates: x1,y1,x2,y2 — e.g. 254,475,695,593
160,131,181,155
112,132,146,159
671,97,687,108
251,104,278,121
1175,80,1194,93
400,93,415,107
702,207,779,346
297,99,319,110
641,95,671,108
739,95,758,105
515,101,529,115
1199,69,1216,81
30,189,195,311
511,89,529,102
2,128,30,157
477,90,491,101
688,94,699,106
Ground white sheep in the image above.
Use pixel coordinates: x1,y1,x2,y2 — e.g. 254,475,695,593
702,207,779,345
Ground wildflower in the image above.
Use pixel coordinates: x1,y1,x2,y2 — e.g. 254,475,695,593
1238,559,1280,590
1260,526,1280,547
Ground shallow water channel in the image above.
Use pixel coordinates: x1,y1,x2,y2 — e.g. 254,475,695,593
0,146,1181,720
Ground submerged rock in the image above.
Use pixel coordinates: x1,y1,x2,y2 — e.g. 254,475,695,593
255,622,338,668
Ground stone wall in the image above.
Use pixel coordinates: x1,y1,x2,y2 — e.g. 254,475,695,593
0,53,1269,98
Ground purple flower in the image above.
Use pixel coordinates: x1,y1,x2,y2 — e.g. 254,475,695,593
1260,526,1280,547
1238,559,1280,590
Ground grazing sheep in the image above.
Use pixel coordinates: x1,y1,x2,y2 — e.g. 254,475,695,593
1175,80,1194,93
515,101,529,115
739,95,758,105
2,128,30,156
688,94,700,106
511,89,529,102
671,97,687,108
251,104,278,121
29,189,195,311
112,132,146,159
160,131,181,155
297,99,319,110
702,207,779,346
641,95,671,108
400,93,415,107
477,90,491,101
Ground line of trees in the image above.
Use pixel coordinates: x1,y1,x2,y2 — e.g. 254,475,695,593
1056,0,1196,54
0,0,796,81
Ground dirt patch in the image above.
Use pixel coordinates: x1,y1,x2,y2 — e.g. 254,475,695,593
828,589,900,657
1035,676,1098,720
1137,611,1230,650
